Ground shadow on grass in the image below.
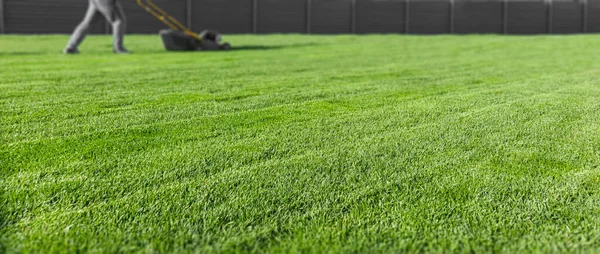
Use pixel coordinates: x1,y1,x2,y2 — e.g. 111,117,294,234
146,43,320,54
0,52,52,56
0,43,320,56
227,43,318,51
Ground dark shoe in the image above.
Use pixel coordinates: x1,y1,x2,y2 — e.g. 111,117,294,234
64,48,80,54
114,48,130,54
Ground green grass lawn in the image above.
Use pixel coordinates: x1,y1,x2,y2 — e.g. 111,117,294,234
2,34,600,253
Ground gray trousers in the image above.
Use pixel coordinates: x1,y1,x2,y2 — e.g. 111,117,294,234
66,0,127,51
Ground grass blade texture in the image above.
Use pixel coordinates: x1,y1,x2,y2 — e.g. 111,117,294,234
1,35,600,253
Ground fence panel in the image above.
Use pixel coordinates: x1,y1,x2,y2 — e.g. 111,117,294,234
506,0,547,34
4,0,104,34
120,0,186,34
192,0,253,34
408,0,451,34
552,0,583,33
355,0,405,34
1,0,600,35
587,0,600,32
311,0,352,34
257,0,306,33
454,0,504,34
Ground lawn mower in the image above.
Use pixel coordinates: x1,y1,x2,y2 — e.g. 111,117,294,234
137,0,231,51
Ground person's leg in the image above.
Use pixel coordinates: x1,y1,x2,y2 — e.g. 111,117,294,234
94,0,128,53
112,0,128,53
64,0,98,54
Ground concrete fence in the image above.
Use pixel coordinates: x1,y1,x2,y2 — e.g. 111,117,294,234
0,0,597,35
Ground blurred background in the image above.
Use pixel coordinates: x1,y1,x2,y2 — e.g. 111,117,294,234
0,0,597,35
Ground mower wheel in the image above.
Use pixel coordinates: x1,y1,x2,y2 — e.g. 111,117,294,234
220,43,232,51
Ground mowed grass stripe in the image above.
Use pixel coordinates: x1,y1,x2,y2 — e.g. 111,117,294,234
2,59,573,140
6,75,598,205
2,68,592,148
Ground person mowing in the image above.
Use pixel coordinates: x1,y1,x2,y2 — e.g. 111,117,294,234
65,0,129,54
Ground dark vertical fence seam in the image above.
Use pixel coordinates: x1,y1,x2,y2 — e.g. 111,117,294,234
405,0,410,34
306,0,311,33
186,0,192,29
582,0,587,32
547,0,553,33
252,0,258,33
351,0,356,33
450,0,455,33
503,0,508,34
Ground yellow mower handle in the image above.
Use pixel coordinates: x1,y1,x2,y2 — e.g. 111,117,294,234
136,0,202,41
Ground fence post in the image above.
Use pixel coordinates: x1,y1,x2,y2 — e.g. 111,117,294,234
0,0,5,34
405,0,410,34
450,0,455,34
306,0,311,33
351,0,356,33
582,0,587,33
186,0,192,30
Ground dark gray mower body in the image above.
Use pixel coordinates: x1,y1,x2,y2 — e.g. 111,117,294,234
159,29,231,51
